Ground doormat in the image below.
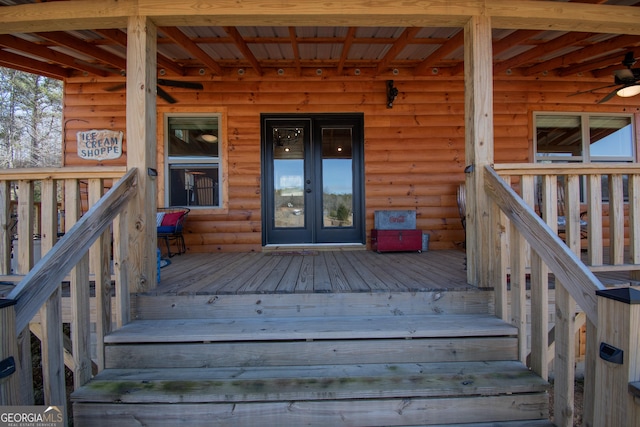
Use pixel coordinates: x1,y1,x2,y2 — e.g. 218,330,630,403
267,250,319,256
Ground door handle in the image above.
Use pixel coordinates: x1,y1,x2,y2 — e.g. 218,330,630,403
306,188,312,193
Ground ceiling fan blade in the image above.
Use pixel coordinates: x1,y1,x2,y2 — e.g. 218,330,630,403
597,88,619,104
105,83,126,92
568,83,618,97
158,79,203,90
156,85,177,104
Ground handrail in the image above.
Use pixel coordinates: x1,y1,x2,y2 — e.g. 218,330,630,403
7,168,137,332
483,165,605,323
0,166,126,181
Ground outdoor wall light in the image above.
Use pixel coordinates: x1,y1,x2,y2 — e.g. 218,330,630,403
386,80,398,108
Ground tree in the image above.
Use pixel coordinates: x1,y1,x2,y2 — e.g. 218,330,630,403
0,67,63,168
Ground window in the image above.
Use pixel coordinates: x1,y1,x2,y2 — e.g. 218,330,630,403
535,113,634,163
165,114,221,208
534,113,635,201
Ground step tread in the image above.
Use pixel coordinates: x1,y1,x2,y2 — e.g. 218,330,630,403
105,314,517,344
72,360,547,404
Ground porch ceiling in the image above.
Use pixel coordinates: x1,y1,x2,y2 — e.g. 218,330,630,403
0,0,639,87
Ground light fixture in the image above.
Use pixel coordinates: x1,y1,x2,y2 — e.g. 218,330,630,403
617,84,640,98
201,134,218,143
337,147,343,152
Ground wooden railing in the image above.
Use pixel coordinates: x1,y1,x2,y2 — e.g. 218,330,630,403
486,163,640,427
0,166,134,423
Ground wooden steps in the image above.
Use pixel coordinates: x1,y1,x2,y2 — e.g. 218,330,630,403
72,290,550,426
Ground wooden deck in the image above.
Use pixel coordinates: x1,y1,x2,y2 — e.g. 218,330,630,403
152,249,472,295
151,247,638,297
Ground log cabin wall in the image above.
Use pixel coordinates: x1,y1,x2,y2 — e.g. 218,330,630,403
62,75,640,253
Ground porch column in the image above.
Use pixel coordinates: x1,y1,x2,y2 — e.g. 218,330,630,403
126,15,157,292
464,15,494,288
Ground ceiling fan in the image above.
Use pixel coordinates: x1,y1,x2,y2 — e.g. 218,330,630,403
105,79,204,104
570,52,640,103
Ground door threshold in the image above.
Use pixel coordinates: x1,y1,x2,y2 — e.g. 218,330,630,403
263,243,366,253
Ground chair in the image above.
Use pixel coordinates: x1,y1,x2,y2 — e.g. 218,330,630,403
456,183,467,248
157,207,190,257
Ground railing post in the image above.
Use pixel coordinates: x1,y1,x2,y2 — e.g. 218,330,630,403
594,287,640,427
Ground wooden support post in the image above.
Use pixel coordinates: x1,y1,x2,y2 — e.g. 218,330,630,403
464,15,494,288
126,15,158,292
0,299,21,405
594,288,640,427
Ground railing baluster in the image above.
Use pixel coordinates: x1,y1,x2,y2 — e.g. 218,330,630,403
89,178,111,372
17,180,34,274
38,179,66,412
65,178,92,389
608,173,625,265
629,174,640,282
586,174,603,266
0,181,10,275
510,175,528,364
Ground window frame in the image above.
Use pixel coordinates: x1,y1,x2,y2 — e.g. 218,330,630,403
163,112,224,210
534,112,636,164
533,111,636,203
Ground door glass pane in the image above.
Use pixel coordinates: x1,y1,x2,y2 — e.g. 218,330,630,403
273,127,305,228
322,128,353,228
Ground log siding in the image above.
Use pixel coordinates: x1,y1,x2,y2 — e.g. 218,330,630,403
62,74,640,252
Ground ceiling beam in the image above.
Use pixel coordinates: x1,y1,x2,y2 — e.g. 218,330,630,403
95,28,186,76
494,32,596,75
223,26,263,76
524,34,640,76
159,26,223,75
414,30,464,75
0,34,111,77
2,1,639,36
36,31,127,72
337,27,357,75
288,27,302,76
0,50,70,79
558,49,634,77
375,27,422,74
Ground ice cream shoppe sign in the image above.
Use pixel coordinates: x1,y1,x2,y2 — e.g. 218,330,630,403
77,129,123,160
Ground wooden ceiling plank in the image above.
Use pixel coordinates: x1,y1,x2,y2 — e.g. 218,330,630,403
223,26,263,76
375,27,422,74
36,31,127,71
95,28,185,76
159,26,224,75
524,34,640,76
414,29,464,75
0,34,110,77
494,32,596,74
0,49,69,79
288,27,302,76
337,27,357,74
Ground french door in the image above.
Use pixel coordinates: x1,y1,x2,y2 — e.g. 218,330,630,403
262,114,364,245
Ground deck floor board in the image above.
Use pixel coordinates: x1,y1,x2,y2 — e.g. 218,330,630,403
153,248,638,296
